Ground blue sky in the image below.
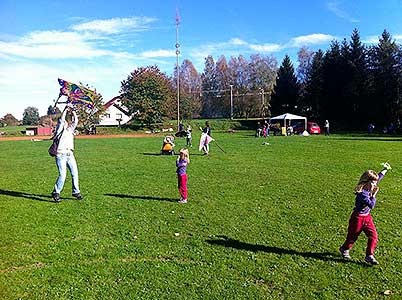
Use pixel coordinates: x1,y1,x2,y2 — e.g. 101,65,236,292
1,0,401,119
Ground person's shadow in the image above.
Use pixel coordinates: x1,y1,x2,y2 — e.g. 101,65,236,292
0,188,54,202
104,193,177,203
206,235,367,266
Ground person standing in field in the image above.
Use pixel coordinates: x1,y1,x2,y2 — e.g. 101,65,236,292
339,163,391,265
52,104,83,202
201,121,211,154
324,120,330,136
176,148,190,204
186,124,192,147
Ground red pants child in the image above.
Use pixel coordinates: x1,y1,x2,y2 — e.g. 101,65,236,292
341,211,378,256
177,174,188,200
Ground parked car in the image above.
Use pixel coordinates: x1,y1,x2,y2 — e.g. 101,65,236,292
293,122,321,134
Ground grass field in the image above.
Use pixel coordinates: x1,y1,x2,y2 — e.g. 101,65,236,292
1,132,402,299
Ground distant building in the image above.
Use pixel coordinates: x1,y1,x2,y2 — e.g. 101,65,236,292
25,127,53,136
99,96,132,126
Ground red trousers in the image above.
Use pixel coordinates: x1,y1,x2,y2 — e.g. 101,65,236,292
341,211,378,256
177,174,188,200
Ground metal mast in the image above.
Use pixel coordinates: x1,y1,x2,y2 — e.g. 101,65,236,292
175,10,181,130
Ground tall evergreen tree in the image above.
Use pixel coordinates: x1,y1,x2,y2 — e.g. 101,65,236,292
322,41,344,125
346,29,369,128
270,55,299,115
369,30,402,126
302,50,325,120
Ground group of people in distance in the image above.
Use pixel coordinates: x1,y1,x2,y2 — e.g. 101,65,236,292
50,108,391,265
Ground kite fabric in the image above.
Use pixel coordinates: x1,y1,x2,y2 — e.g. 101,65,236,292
58,78,96,108
199,132,214,151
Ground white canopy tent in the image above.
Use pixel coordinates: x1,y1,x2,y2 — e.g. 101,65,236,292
270,113,307,130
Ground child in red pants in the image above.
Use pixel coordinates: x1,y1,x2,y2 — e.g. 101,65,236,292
176,148,189,204
339,163,391,265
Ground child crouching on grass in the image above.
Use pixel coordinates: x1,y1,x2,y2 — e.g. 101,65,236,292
339,163,391,265
176,148,190,204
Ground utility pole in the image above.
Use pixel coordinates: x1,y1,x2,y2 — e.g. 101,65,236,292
175,9,181,131
230,84,233,120
261,88,265,117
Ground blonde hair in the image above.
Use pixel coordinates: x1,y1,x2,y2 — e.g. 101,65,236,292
179,148,190,163
355,170,379,193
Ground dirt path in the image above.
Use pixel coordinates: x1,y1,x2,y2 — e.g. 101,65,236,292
0,133,161,141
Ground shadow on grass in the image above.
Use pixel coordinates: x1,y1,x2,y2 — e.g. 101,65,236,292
0,188,54,203
332,136,402,142
104,193,177,202
143,152,163,156
142,152,206,157
206,235,367,266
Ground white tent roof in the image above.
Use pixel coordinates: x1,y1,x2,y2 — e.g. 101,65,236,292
270,113,306,121
270,113,307,130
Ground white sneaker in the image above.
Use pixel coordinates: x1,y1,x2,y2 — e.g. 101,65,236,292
178,198,187,204
365,255,379,265
339,247,351,259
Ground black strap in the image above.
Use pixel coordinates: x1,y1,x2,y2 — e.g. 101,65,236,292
52,127,64,140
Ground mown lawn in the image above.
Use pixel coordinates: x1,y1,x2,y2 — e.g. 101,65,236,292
1,132,402,299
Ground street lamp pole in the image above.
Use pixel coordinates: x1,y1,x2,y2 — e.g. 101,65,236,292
175,10,181,131
230,84,233,120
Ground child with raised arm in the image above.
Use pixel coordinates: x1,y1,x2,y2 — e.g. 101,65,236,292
339,163,391,265
176,148,190,204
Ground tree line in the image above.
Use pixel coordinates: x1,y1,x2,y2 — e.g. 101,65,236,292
6,28,401,131
121,28,402,131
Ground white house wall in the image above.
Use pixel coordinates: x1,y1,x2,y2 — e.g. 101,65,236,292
99,105,131,126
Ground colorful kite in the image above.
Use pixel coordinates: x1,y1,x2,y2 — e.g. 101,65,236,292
57,78,95,108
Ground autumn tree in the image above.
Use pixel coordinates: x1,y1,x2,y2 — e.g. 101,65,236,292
213,55,230,117
248,54,277,118
120,66,175,128
1,113,20,126
201,56,218,117
228,55,252,118
172,59,202,119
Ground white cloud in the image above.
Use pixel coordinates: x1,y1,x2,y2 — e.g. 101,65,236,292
249,43,282,52
71,17,157,34
229,38,247,46
395,35,402,42
363,33,402,44
326,1,359,23
0,30,132,59
363,35,379,44
290,33,335,47
140,49,176,58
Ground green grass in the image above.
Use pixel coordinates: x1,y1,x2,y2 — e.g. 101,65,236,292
0,125,26,136
1,132,402,299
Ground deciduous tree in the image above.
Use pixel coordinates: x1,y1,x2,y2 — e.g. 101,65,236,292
22,106,40,125
120,66,175,128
